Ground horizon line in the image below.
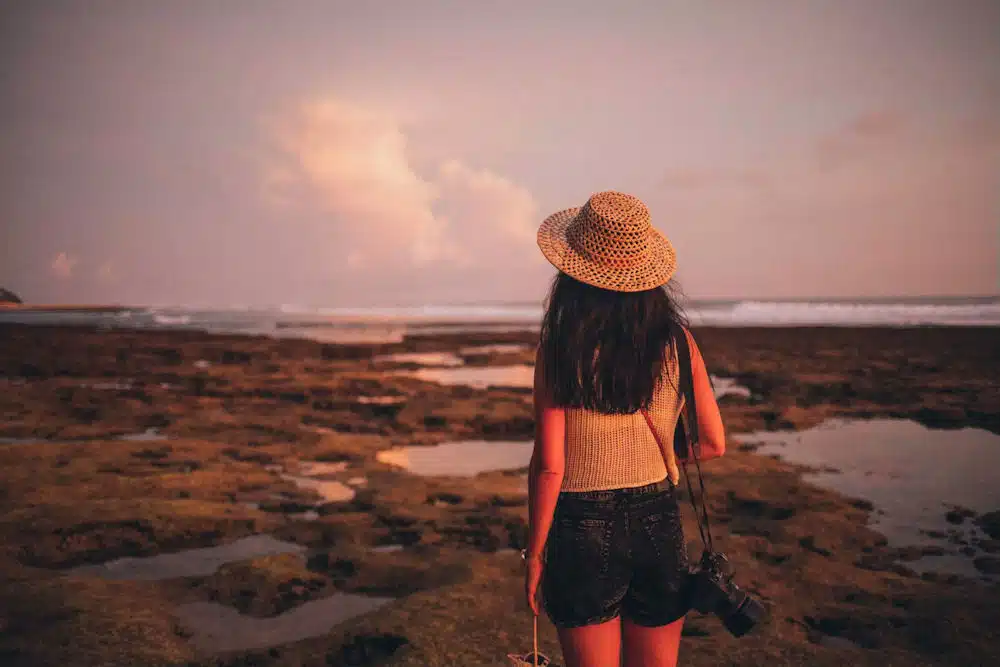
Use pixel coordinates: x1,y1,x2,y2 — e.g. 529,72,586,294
3,293,998,312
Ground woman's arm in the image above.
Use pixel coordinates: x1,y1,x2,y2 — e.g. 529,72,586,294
684,329,726,460
526,346,565,560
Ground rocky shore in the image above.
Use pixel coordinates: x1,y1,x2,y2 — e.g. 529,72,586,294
0,323,998,666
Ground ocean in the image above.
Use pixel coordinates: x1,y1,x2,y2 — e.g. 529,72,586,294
0,297,996,344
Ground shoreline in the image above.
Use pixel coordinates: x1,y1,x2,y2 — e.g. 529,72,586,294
1,323,998,666
2,299,999,332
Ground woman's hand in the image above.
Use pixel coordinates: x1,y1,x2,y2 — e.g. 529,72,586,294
524,555,544,616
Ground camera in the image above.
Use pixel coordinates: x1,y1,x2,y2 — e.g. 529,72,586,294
687,551,768,637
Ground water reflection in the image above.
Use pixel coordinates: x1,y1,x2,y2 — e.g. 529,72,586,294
80,380,134,390
712,376,752,399
117,428,168,442
279,474,355,502
0,428,168,444
458,343,531,356
294,461,349,476
68,534,304,580
402,365,535,389
273,460,356,503
373,351,464,366
376,440,534,476
356,395,407,405
733,419,1000,577
176,593,393,653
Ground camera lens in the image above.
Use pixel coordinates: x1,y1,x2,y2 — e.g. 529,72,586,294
722,595,768,637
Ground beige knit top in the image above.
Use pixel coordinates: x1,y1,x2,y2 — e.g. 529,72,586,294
560,344,685,492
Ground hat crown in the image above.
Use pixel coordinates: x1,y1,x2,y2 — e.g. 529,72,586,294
585,191,650,232
570,191,654,268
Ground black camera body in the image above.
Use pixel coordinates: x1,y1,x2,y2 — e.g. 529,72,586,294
687,551,768,637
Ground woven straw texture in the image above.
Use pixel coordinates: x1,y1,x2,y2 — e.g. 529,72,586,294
537,191,676,292
559,343,685,492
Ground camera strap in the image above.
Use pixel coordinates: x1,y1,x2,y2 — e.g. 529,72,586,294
641,324,715,554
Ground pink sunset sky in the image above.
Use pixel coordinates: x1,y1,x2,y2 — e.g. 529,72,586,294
1,0,997,307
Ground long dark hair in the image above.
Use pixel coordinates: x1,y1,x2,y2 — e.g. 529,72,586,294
538,272,689,414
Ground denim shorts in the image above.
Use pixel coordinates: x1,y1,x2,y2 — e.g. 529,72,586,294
541,478,691,628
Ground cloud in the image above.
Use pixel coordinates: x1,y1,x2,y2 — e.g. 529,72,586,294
50,252,78,279
435,159,539,261
264,98,454,266
264,96,540,273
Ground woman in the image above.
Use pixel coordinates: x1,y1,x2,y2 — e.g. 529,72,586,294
524,191,727,667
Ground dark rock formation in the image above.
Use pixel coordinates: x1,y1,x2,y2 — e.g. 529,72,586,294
977,510,1000,540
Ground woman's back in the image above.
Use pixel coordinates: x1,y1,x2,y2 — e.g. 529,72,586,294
560,343,684,492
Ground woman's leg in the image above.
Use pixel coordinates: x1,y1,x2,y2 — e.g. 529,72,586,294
621,616,685,667
556,616,622,667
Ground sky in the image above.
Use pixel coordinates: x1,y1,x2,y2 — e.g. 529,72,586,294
1,0,998,307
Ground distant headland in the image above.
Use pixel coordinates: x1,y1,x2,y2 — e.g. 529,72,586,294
0,287,22,304
0,289,126,312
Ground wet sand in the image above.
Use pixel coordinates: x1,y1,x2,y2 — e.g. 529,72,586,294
0,323,998,667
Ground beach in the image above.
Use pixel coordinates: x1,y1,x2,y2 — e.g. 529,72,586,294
1,322,998,667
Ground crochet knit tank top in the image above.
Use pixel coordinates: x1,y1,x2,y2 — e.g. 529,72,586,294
559,343,684,492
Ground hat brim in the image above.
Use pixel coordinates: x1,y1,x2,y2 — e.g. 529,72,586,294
536,207,677,293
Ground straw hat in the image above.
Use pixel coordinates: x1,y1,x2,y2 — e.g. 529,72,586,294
537,191,676,292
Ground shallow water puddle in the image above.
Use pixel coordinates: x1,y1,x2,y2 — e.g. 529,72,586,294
900,551,991,580
259,460,357,503
299,424,337,436
117,427,168,442
277,459,355,502
0,428,169,444
280,474,356,502
80,380,134,390
301,328,406,345
733,419,1000,577
376,440,534,476
356,395,407,405
711,376,751,400
458,343,531,356
373,351,464,367
294,460,349,476
68,534,304,580
175,593,394,654
402,365,535,389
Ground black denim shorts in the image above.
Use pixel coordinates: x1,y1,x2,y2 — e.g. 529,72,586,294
542,478,691,628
